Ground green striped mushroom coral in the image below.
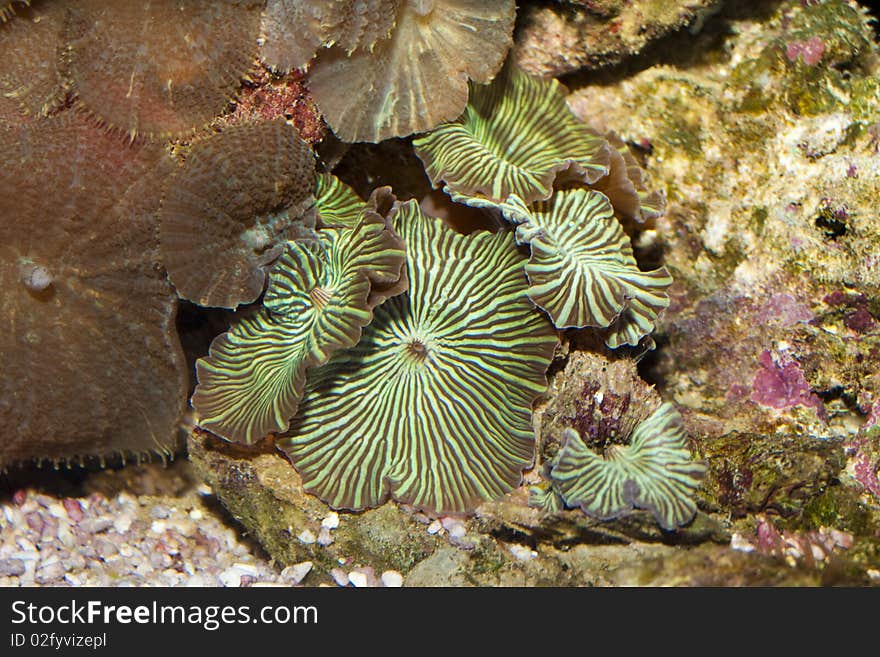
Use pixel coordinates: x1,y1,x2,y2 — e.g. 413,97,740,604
312,173,408,303
413,62,611,207
193,209,406,443
279,201,559,513
313,173,367,228
539,403,706,531
497,189,671,347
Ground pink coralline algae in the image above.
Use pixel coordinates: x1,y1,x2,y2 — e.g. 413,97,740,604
853,446,880,500
738,514,854,569
751,350,825,419
844,307,877,333
847,401,880,501
754,293,814,327
866,399,880,430
823,291,878,334
786,36,825,66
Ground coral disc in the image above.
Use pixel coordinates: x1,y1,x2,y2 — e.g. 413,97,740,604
414,62,610,207
66,0,262,139
497,189,672,345
159,119,317,309
308,0,516,142
0,116,188,467
0,0,67,118
549,403,706,530
260,0,399,73
193,211,406,443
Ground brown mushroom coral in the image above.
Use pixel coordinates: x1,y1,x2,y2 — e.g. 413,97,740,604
65,0,262,139
260,0,398,73
306,0,516,142
590,132,666,224
0,0,67,117
0,115,188,468
159,119,317,309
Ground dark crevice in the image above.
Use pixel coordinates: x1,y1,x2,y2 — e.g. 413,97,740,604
863,0,880,38
561,0,788,91
815,213,849,239
637,331,671,390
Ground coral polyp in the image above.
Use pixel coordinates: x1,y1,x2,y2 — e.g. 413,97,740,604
543,403,706,530
66,0,262,139
498,189,672,346
306,0,517,142
260,0,399,73
414,62,611,207
0,115,188,468
193,209,406,443
159,119,317,309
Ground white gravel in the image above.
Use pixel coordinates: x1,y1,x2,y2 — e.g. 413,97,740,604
1,461,412,588
380,570,404,587
0,462,290,587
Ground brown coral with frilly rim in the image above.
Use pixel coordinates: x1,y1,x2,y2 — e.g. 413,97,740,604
159,119,317,309
0,114,188,468
0,0,68,118
305,0,516,142
65,0,262,140
260,0,400,73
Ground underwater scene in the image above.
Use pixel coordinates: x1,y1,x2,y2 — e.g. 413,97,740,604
1,0,879,588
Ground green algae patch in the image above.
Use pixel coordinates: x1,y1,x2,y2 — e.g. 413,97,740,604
849,77,880,124
625,542,866,586
801,485,879,537
728,0,873,118
187,429,440,578
695,431,846,518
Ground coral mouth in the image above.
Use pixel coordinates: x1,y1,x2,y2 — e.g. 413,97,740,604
405,339,430,363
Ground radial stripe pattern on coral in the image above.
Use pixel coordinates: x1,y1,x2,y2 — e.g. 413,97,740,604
413,62,610,207
498,189,671,346
314,173,367,229
549,403,706,530
260,0,399,73
193,212,405,443
308,0,516,142
280,201,558,513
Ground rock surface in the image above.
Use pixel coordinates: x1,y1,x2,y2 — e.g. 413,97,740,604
563,0,880,566
186,339,876,586
514,0,724,77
